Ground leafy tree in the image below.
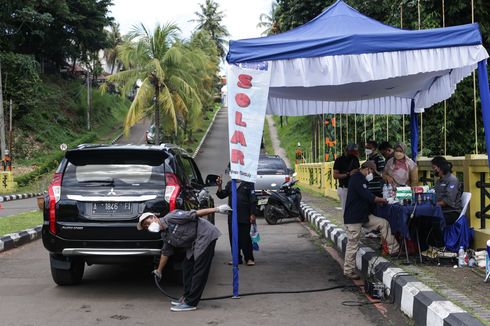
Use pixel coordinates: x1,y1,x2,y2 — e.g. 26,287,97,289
192,0,230,59
0,0,113,70
257,1,280,36
107,23,206,144
0,52,41,119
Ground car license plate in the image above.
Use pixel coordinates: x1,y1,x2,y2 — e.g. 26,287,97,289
257,198,268,205
92,202,131,215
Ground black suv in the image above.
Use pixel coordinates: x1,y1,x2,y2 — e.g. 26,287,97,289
42,144,217,285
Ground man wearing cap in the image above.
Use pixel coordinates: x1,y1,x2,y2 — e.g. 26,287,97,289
343,161,400,280
333,144,360,211
137,205,231,312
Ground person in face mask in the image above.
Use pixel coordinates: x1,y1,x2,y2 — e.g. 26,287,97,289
431,156,462,225
383,142,418,187
137,205,230,312
343,160,400,280
364,140,385,197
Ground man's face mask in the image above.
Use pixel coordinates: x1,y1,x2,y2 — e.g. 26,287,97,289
148,222,161,233
365,172,374,182
365,148,373,156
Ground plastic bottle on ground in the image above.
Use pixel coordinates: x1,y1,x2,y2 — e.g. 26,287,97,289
458,246,465,267
387,184,393,199
382,184,389,199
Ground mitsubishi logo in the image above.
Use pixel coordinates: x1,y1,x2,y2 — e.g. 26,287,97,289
107,188,116,196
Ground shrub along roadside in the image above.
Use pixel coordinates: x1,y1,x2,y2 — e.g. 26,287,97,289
0,210,42,237
15,133,98,188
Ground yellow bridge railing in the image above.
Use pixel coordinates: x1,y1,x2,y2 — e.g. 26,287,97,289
296,154,490,248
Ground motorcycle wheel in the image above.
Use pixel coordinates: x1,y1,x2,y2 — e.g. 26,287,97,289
264,205,279,225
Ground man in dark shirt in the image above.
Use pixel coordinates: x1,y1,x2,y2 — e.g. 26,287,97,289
333,144,360,211
216,177,257,266
365,140,386,197
137,206,229,311
343,161,399,280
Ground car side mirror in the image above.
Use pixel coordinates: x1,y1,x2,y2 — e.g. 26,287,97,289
205,174,220,186
191,180,204,190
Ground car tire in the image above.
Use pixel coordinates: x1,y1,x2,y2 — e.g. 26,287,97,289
50,257,85,286
264,205,278,225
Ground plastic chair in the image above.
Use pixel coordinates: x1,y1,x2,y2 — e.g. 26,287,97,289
444,192,472,253
458,192,471,220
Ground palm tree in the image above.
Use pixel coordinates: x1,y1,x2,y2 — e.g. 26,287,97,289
192,0,230,59
104,23,122,74
184,30,220,140
107,23,205,144
257,1,279,36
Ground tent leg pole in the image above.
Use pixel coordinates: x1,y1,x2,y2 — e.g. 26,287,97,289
410,100,419,162
477,60,490,167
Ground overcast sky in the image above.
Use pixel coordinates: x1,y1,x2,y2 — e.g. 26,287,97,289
110,0,273,41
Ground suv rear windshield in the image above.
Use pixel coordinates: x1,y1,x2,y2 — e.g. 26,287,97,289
257,157,288,175
62,163,166,188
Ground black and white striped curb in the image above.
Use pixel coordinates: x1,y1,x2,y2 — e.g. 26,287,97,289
192,107,222,158
0,192,44,202
0,225,42,253
300,202,483,326
111,131,124,144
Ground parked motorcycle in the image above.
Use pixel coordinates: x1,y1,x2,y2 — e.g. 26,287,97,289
259,177,303,225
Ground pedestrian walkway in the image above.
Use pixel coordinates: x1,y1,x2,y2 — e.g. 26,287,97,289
266,115,291,168
301,190,490,325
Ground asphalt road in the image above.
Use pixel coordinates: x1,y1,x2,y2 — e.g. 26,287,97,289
0,109,408,325
0,197,38,217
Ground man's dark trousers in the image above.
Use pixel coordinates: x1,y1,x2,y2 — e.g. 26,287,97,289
227,222,254,263
182,240,217,307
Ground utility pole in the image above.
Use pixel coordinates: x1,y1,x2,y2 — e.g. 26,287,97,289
9,99,12,154
0,62,5,157
86,71,91,131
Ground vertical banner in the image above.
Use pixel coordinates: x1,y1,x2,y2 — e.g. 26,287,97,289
227,62,271,182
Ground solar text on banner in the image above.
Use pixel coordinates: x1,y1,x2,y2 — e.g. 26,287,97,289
227,62,271,182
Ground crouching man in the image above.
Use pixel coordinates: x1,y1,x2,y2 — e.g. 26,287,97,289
343,161,400,280
137,205,231,311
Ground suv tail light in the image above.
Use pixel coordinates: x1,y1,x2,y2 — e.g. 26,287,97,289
285,176,291,183
165,173,181,211
48,172,62,234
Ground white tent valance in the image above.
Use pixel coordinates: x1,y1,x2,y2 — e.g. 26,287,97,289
266,45,488,116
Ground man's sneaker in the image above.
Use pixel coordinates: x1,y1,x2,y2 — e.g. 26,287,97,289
170,297,185,306
170,303,197,312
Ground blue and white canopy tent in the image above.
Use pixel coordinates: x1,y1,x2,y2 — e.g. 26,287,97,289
225,0,490,296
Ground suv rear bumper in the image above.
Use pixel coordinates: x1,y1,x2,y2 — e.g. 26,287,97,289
62,248,161,256
42,225,162,255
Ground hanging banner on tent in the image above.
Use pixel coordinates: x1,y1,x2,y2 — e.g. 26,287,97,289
227,62,271,182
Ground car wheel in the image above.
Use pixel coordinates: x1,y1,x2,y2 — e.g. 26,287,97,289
50,256,85,286
264,205,278,225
